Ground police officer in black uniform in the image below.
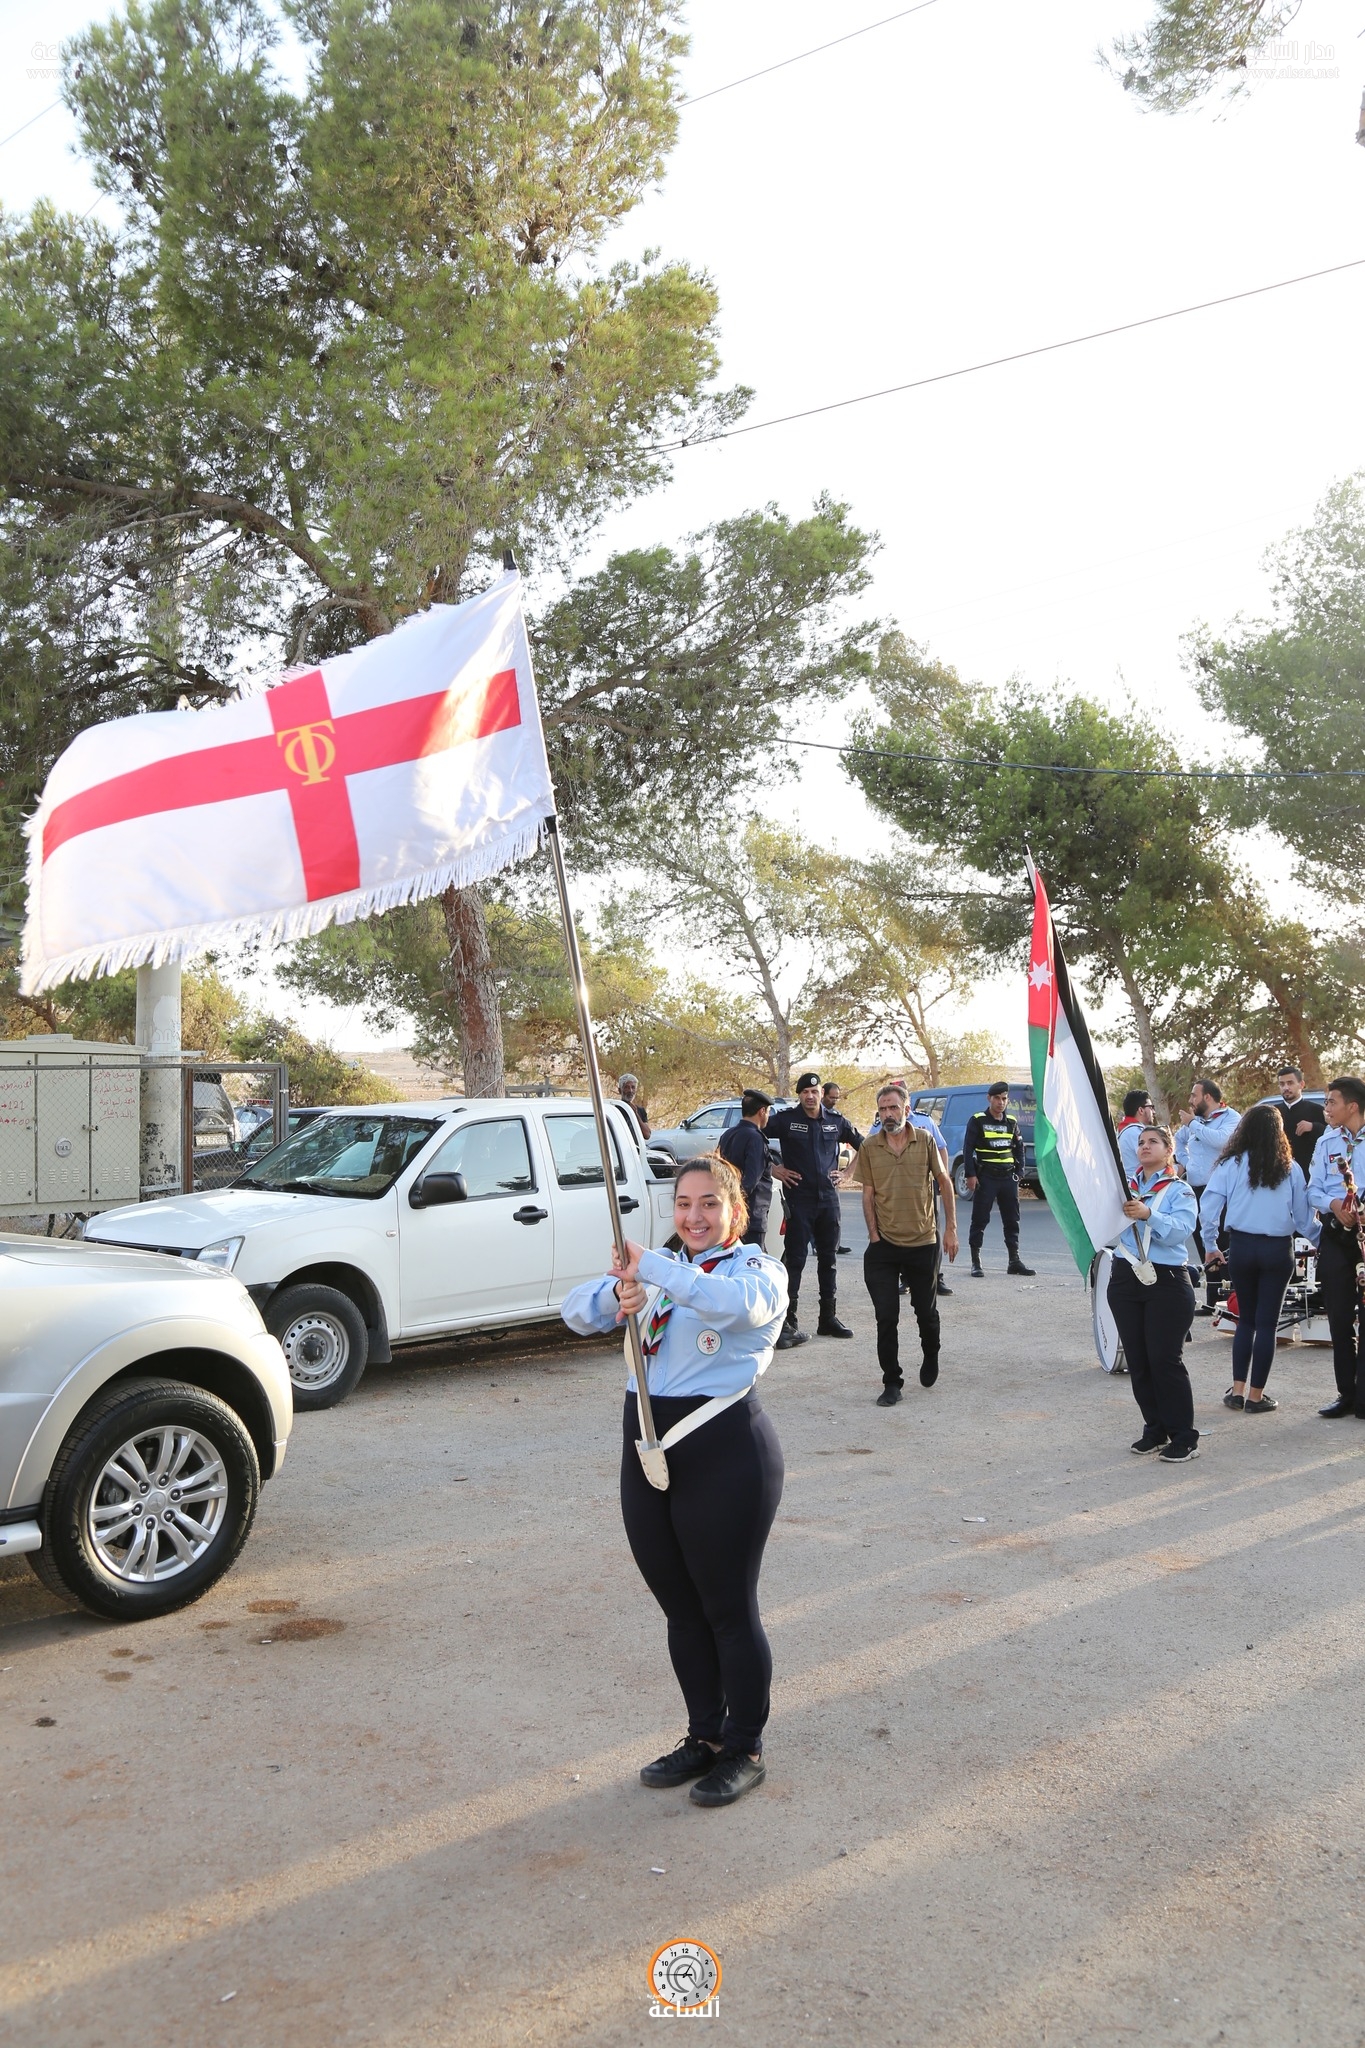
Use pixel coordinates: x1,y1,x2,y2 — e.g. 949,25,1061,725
717,1089,773,1246
768,1071,862,1348
964,1082,1036,1278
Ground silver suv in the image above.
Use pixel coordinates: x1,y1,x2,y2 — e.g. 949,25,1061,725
0,1234,292,1621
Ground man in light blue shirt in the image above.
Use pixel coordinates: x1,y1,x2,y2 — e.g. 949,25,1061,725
1305,1075,1365,1418
1185,1077,1241,1314
1116,1090,1154,1183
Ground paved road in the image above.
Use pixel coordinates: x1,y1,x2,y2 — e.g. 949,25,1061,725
4,1202,1364,2047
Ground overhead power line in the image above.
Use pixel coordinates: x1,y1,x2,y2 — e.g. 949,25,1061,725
682,2,941,107
656,256,1365,453
0,97,63,151
772,734,1365,782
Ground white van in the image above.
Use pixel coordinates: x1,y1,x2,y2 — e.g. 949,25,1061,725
84,1098,735,1409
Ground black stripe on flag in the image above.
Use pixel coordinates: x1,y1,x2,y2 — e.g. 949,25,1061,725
1050,915,1128,1197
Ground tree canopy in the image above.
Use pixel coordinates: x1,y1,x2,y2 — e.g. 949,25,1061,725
1194,474,1365,900
1104,0,1303,111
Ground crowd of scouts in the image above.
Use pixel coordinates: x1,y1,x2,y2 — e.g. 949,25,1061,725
1106,1066,1365,1463
565,1061,1365,1808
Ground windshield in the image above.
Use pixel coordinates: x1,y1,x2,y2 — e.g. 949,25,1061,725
238,1114,439,1199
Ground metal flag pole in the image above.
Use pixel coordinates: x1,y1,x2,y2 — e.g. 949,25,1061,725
501,552,661,1454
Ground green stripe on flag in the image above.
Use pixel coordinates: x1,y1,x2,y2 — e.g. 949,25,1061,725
1029,1021,1100,1277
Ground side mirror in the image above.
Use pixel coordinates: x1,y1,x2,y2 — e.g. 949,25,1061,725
409,1171,468,1209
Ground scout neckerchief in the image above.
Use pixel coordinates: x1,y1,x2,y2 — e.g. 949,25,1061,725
640,1241,739,1357
1123,1170,1180,1287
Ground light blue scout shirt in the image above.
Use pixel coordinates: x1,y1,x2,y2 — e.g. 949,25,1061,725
1307,1125,1365,1223
1114,1170,1198,1268
1174,1122,1191,1171
561,1240,788,1400
1183,1104,1240,1187
1117,1120,1144,1182
1198,1156,1312,1244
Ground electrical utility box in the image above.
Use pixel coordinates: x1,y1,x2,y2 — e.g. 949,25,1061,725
0,1037,143,1215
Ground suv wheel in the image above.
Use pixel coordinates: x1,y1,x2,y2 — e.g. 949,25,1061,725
953,1156,972,1201
267,1283,369,1409
33,1378,260,1621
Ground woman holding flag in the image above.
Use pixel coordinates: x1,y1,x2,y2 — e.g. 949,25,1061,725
1109,1125,1201,1462
561,1153,787,1808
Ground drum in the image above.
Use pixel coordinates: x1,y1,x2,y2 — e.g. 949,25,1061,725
1089,1248,1128,1374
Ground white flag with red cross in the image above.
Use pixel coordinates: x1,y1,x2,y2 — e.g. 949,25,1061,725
21,571,555,993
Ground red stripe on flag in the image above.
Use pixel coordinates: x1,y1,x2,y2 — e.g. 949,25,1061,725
41,665,525,905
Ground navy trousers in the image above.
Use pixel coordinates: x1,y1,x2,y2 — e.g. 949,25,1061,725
1226,1229,1294,1391
783,1189,841,1318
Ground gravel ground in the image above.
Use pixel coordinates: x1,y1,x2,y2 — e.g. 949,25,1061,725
4,1195,1365,2047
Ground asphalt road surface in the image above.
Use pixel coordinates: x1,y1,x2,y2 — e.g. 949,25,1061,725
4,1193,1364,2047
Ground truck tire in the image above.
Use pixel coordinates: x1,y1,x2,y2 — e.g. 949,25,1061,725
267,1283,369,1409
34,1377,260,1621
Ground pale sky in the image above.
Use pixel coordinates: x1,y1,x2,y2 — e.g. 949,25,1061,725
4,0,1362,1067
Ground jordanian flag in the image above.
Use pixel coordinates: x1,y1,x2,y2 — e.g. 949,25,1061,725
1027,860,1131,1277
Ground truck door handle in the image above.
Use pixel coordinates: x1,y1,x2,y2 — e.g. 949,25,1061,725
513,1205,549,1224
618,1197,639,1213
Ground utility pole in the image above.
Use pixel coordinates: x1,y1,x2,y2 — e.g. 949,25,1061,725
136,961,182,1195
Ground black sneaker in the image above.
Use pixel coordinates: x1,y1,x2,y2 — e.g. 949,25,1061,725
817,1315,854,1338
970,1257,984,1278
876,1384,903,1406
920,1355,940,1388
689,1752,766,1807
639,1735,720,1788
1223,1389,1244,1410
1158,1439,1200,1463
775,1324,809,1351
837,1243,852,1255
1244,1394,1278,1413
937,1277,953,1296
1131,1428,1169,1455
1007,1258,1036,1276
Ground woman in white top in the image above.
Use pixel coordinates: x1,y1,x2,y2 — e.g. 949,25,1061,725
1200,1104,1311,1413
561,1152,787,1809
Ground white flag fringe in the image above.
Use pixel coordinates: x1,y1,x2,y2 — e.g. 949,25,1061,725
21,572,556,993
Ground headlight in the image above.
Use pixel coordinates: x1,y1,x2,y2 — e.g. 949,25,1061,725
197,1236,245,1272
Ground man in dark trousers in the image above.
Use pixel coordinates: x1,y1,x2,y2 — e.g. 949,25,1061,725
854,1083,959,1405
964,1082,1035,1278
717,1090,773,1247
768,1071,862,1348
1307,1075,1365,1418
1270,1065,1326,1177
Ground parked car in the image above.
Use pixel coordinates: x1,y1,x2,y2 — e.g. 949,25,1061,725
649,1098,793,1165
0,1233,291,1620
191,1107,329,1192
908,1083,1040,1199
191,1074,239,1146
83,1098,733,1410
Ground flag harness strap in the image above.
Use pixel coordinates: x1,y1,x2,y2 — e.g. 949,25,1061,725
1115,1177,1180,1287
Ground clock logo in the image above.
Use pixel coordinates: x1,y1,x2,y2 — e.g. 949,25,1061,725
648,1939,721,2013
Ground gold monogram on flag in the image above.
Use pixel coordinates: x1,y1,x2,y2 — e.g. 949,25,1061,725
275,719,338,785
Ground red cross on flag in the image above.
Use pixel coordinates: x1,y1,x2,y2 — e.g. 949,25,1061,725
21,571,556,992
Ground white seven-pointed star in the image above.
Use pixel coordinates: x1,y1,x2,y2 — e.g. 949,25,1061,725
1028,960,1052,991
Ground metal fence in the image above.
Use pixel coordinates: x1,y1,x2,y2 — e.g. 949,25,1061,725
172,1062,289,1194
0,1053,288,1215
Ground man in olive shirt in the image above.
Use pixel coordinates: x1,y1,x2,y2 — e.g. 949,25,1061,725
853,1082,960,1406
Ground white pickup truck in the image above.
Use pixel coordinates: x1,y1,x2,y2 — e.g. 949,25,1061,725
83,1098,699,1409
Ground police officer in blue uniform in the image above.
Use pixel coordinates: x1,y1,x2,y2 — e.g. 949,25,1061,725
767,1071,862,1348
1306,1075,1365,1418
